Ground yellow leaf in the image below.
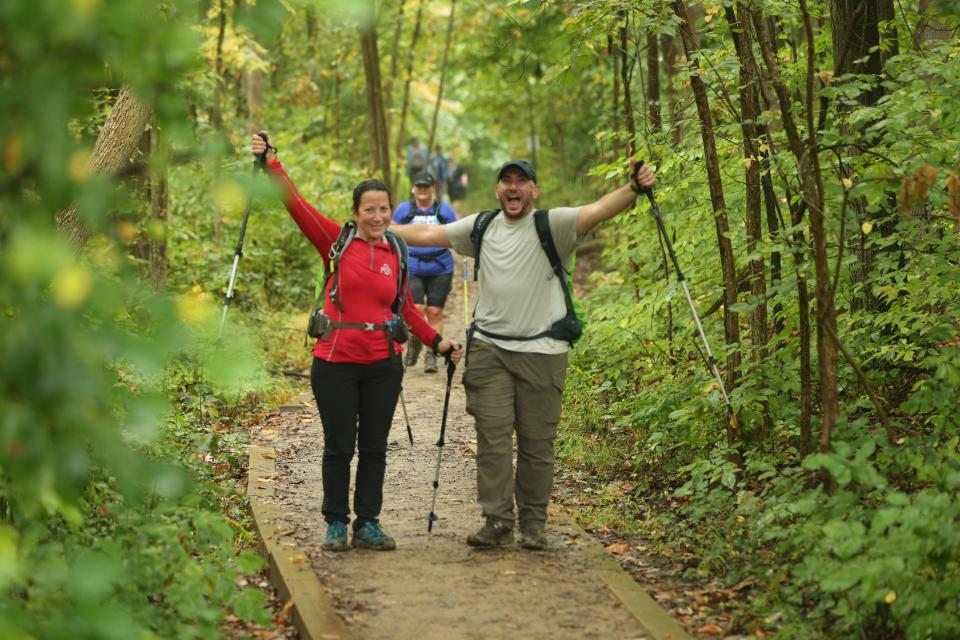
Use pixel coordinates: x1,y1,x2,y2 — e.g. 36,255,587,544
885,590,896,604
862,221,874,234
842,178,853,190
4,134,22,174
51,264,94,309
214,180,247,214
176,289,213,325
116,221,137,242
68,149,92,182
71,0,102,18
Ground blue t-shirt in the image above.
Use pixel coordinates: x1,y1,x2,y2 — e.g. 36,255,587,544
392,200,457,276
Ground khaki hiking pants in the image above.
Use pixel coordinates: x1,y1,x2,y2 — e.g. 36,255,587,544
462,339,568,530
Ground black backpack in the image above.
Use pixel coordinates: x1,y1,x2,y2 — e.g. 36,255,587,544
401,198,442,224
306,221,410,350
468,209,582,346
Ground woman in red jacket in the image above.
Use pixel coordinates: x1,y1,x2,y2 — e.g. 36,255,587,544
251,133,462,552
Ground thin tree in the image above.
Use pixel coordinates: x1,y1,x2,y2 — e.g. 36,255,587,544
674,0,742,445
392,0,426,190
427,0,457,152
360,23,392,191
753,3,840,461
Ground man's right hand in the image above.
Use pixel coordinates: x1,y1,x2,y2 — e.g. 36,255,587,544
251,132,276,161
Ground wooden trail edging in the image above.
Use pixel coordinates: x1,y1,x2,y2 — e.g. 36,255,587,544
248,445,353,640
248,443,690,640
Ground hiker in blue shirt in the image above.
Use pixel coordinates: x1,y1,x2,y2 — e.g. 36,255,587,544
405,136,429,187
392,171,458,373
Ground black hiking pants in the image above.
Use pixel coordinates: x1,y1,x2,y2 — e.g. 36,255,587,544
310,356,403,529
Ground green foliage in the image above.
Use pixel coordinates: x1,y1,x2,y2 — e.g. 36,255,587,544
555,2,960,637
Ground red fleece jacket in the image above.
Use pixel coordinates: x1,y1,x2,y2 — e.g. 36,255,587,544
268,158,438,364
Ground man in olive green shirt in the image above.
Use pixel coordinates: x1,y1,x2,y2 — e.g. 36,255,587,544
392,159,655,549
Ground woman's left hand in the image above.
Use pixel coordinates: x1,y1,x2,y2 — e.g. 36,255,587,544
438,339,463,364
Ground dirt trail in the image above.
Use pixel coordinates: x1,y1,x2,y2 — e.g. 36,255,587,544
251,257,655,639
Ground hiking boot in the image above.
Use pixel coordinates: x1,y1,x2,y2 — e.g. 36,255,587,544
404,340,422,368
322,521,349,552
519,528,548,551
466,520,514,548
423,351,438,373
351,521,396,551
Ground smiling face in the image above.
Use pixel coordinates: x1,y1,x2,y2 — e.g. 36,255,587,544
353,189,393,243
495,168,540,219
412,182,435,208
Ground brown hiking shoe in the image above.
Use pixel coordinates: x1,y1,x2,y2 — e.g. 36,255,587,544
423,351,438,373
466,520,514,548
404,340,422,368
519,528,547,551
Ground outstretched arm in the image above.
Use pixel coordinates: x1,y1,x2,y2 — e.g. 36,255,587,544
389,222,452,248
576,162,655,236
251,132,339,256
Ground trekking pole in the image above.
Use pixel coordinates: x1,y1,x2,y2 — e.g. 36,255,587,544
639,184,737,425
399,389,414,445
219,131,271,339
427,352,456,532
462,257,469,328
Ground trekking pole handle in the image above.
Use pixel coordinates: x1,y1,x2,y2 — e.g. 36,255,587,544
254,131,275,172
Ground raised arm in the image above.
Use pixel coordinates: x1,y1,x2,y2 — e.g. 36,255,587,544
389,222,452,248
576,161,655,236
252,133,339,256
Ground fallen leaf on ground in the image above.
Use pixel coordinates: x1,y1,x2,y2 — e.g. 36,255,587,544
605,543,630,555
696,623,724,635
290,553,307,566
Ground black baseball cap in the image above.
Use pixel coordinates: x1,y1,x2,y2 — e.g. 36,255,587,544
497,160,537,184
413,171,435,186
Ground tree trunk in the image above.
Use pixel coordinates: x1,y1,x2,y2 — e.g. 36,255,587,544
647,32,661,133
674,0,742,443
392,0,426,191
726,6,768,354
384,0,408,112
427,0,457,153
619,10,637,156
916,0,953,46
609,31,620,156
360,25,392,191
133,121,169,288
57,86,154,250
754,3,839,462
662,34,681,145
210,0,227,131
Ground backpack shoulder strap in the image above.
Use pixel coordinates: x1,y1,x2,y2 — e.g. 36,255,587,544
385,230,410,313
533,210,565,279
401,199,418,224
432,200,442,224
533,209,577,319
469,209,501,281
323,221,357,312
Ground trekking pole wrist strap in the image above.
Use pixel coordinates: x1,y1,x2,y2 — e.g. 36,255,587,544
431,334,443,355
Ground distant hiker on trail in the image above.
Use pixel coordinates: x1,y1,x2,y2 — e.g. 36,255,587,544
391,158,655,551
446,157,468,215
392,170,458,374
429,144,449,200
406,136,428,186
250,132,462,553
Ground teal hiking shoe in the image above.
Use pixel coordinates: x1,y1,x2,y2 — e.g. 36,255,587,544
351,521,397,551
322,521,349,552
466,519,514,548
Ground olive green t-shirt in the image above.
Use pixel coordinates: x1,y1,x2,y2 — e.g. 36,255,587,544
445,207,580,355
